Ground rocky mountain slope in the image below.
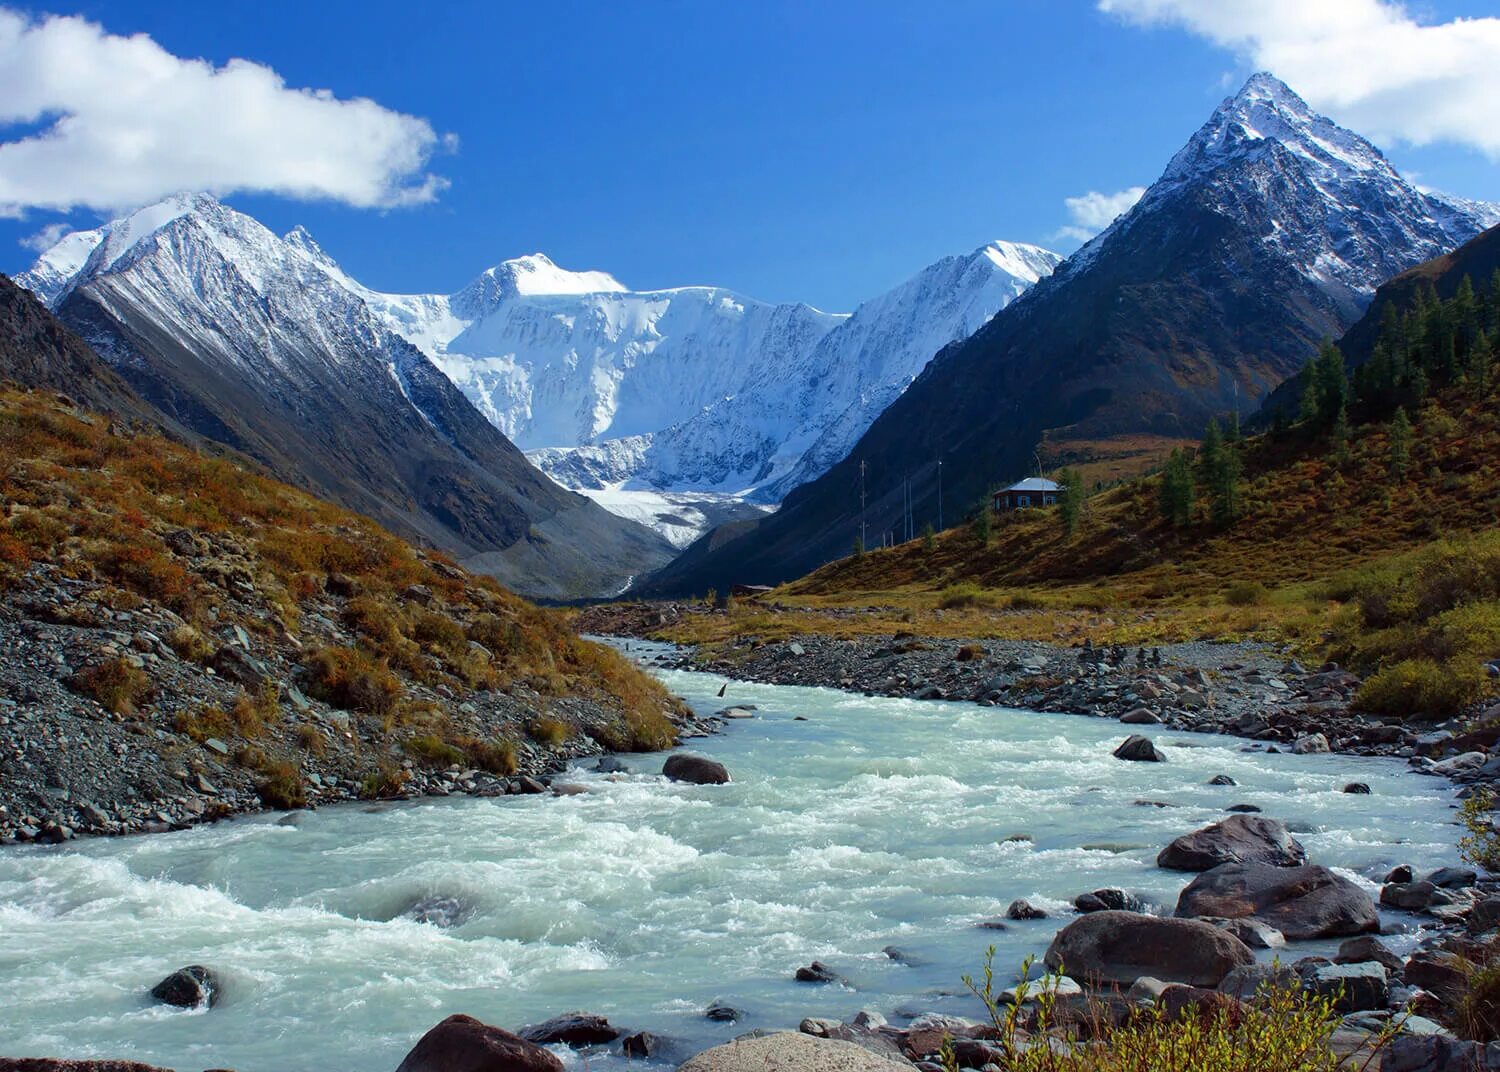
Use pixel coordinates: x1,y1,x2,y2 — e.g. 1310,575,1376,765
0,274,163,427
17,195,674,601
0,381,694,844
640,73,1500,596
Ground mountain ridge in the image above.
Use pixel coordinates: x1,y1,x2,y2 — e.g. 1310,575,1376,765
636,72,1500,597
18,196,674,601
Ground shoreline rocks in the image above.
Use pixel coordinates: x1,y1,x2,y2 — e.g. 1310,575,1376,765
1044,910,1255,987
1175,862,1379,940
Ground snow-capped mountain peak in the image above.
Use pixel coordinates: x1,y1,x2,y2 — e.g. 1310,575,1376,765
1060,73,1499,307
18,192,222,306
1162,71,1389,190
451,253,627,319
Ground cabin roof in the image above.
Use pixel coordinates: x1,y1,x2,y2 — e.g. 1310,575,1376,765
1002,477,1061,493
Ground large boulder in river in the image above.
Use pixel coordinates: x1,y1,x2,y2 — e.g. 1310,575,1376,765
1175,862,1378,940
663,754,731,785
676,1032,913,1072
395,1014,563,1072
1043,910,1254,987
1113,735,1167,762
1156,815,1307,872
149,964,220,1008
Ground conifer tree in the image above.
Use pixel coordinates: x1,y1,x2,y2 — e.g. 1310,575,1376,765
1330,404,1351,468
1388,407,1412,481
1209,438,1242,527
973,497,992,544
1197,418,1223,488
1312,341,1349,427
1159,449,1194,528
1057,467,1085,537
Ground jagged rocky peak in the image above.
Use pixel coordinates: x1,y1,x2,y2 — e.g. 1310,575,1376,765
1161,71,1391,186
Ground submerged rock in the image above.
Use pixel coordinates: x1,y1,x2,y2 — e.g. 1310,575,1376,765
518,1012,620,1046
1113,735,1166,762
1156,815,1307,872
403,895,471,929
149,964,220,1009
662,754,731,785
395,1013,563,1072
1006,898,1048,920
1044,910,1254,987
794,961,841,984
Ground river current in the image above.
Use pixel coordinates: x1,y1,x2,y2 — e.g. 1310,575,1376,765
0,641,1459,1070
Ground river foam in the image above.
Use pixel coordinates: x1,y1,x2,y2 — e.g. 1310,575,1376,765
0,641,1460,1070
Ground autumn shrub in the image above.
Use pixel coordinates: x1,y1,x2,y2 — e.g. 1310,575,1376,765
1355,658,1486,718
403,732,465,767
1225,580,1270,607
230,682,280,737
528,716,570,748
462,737,519,775
1459,949,1500,1043
296,723,328,757
303,645,403,715
256,758,308,810
943,949,1387,1072
411,609,465,654
167,624,215,663
358,760,409,800
174,703,232,743
938,582,994,609
70,657,151,715
566,638,679,750
1460,788,1500,874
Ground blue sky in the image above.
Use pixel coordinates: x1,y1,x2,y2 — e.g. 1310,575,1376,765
2,1,1498,310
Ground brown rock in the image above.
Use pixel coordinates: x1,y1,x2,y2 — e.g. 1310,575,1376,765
394,1014,564,1072
1044,910,1254,987
1175,863,1378,940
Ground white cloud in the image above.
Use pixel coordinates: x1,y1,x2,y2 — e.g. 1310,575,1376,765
1099,0,1500,157
0,8,450,217
20,221,71,251
1053,186,1147,243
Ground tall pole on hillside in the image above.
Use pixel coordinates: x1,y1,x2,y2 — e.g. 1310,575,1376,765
938,459,943,531
859,459,867,552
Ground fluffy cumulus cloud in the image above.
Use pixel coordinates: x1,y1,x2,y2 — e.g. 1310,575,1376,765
0,8,451,217
1099,0,1500,157
1053,186,1147,243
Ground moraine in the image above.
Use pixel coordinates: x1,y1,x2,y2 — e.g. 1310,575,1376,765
0,641,1458,1071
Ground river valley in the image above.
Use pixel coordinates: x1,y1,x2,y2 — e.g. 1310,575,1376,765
0,641,1463,1070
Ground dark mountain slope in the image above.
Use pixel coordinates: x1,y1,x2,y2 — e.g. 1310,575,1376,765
19,196,673,601
0,274,163,427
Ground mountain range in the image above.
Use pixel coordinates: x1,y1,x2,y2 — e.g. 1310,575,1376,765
20,199,1059,552
15,195,674,601
314,235,1060,547
640,72,1500,596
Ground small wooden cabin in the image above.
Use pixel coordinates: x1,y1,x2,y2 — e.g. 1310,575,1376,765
993,477,1061,511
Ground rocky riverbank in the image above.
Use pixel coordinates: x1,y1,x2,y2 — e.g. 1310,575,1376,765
583,602,1500,793
0,563,714,845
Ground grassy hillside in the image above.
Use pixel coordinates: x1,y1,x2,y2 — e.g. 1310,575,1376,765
639,365,1500,720
0,385,679,823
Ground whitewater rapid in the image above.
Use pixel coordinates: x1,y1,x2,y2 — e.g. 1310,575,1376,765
0,642,1459,1070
